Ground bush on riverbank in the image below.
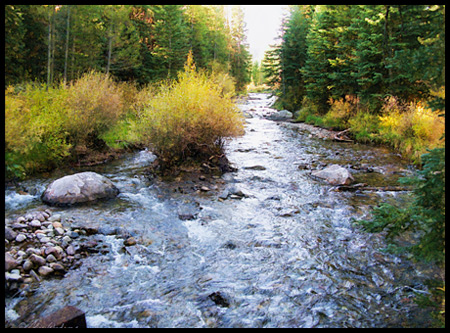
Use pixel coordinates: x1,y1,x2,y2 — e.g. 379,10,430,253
294,90,445,165
137,53,244,172
5,84,72,179
5,54,243,180
5,72,135,180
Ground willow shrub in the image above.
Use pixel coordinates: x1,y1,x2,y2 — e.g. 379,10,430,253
378,96,445,163
138,54,244,171
65,71,125,149
5,72,127,180
5,84,72,179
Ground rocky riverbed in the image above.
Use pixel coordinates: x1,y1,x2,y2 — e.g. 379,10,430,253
5,209,137,299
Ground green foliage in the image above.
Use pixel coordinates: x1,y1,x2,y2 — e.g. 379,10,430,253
357,147,445,264
251,60,263,86
5,71,128,179
266,5,445,115
229,6,252,92
5,5,252,91
276,5,312,111
138,53,244,171
261,44,281,89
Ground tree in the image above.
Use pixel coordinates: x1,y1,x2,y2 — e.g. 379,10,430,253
302,5,338,114
102,6,142,81
261,44,281,89
251,60,263,86
150,5,189,79
5,5,26,85
229,6,252,92
357,147,445,264
278,5,312,110
4,5,251,87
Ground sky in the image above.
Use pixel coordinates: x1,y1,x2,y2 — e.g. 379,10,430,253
241,5,288,63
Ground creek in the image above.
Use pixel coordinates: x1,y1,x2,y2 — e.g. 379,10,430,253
5,93,439,327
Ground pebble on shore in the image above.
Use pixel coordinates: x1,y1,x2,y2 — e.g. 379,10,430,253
5,209,96,296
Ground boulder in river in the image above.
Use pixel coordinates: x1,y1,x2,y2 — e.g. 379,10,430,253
268,110,293,121
41,172,119,206
311,164,354,185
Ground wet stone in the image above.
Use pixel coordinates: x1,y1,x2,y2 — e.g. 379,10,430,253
30,254,46,266
208,291,230,307
5,253,19,271
38,265,54,276
22,259,34,271
124,237,137,246
15,234,27,243
29,220,42,228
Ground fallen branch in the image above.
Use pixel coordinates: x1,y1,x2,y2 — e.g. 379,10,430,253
333,183,412,192
332,129,353,142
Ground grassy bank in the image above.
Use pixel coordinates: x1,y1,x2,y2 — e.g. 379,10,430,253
293,92,445,165
5,56,242,181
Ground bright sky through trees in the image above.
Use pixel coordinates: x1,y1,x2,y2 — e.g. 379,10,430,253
241,5,288,62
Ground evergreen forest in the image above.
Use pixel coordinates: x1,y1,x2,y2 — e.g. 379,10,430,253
261,5,445,163
5,5,251,89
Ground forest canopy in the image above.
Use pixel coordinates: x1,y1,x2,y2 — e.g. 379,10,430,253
5,5,252,90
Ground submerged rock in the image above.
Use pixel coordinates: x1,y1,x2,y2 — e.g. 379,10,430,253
41,172,119,206
311,164,354,185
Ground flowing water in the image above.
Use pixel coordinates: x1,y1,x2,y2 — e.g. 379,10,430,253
5,93,439,327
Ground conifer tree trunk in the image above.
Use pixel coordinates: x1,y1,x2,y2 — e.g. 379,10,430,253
47,6,53,89
63,6,70,85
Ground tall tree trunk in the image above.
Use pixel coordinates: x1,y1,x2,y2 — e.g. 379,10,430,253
50,7,56,86
71,36,75,80
47,6,53,89
63,6,71,85
106,35,112,75
168,35,172,78
383,5,392,87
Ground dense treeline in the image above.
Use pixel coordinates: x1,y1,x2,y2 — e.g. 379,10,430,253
263,5,445,163
264,5,445,113
267,7,446,158
264,5,445,170
5,5,251,90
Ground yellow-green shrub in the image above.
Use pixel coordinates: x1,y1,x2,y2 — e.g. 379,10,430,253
64,71,125,147
5,84,71,179
139,54,244,169
378,96,445,162
347,111,380,143
323,95,359,129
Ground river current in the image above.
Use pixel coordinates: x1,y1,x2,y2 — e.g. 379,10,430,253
5,93,438,327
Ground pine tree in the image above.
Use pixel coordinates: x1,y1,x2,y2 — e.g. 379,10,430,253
261,45,281,89
278,5,312,110
151,5,189,79
229,6,252,92
302,5,337,114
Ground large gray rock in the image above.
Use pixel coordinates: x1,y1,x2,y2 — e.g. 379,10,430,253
268,110,293,121
41,172,119,206
311,164,354,185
